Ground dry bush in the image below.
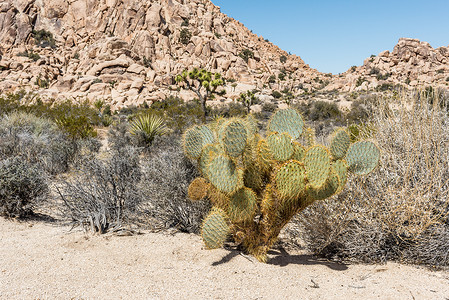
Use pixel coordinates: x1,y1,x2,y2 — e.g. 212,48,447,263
0,157,48,218
58,147,143,233
140,136,210,233
299,91,449,266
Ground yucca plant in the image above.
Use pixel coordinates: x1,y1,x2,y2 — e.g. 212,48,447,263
129,114,168,146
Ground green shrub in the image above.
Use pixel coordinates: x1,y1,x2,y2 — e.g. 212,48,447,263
239,49,254,63
32,29,56,48
0,157,48,218
35,74,49,88
17,50,40,61
280,55,287,63
271,91,282,99
355,77,366,87
181,18,189,27
268,75,276,84
179,28,192,45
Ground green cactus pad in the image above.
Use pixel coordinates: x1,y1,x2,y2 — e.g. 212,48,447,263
306,166,340,201
332,159,348,194
274,160,307,200
222,119,248,158
346,141,380,175
187,177,209,201
199,144,223,177
227,187,258,223
267,108,304,139
206,155,242,194
201,208,230,249
304,145,331,189
266,132,294,162
183,125,215,159
330,128,351,160
291,142,306,162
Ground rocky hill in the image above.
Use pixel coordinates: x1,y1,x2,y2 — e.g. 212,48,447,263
327,38,449,92
0,1,448,109
0,0,322,109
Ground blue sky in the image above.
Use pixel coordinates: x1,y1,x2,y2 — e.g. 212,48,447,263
212,0,449,74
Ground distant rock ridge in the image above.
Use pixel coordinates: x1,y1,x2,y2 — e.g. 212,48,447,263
0,1,448,108
327,38,449,92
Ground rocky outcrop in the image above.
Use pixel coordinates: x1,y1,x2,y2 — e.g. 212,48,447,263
0,0,321,109
327,38,449,92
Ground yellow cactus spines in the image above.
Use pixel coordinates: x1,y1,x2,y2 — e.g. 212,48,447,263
256,138,274,172
346,140,380,175
183,125,215,159
274,160,307,201
206,155,243,195
330,128,351,160
201,208,229,249
187,177,209,201
208,186,229,210
304,145,331,189
243,114,259,136
306,166,341,201
266,132,294,162
291,141,306,162
332,159,348,194
305,127,316,147
267,108,304,139
227,187,257,223
260,184,275,216
222,119,248,158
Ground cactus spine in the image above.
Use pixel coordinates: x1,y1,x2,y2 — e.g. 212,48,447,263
184,108,380,262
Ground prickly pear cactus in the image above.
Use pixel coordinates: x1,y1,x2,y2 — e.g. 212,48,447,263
183,108,380,262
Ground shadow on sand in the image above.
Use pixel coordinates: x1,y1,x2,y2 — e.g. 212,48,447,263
212,245,348,271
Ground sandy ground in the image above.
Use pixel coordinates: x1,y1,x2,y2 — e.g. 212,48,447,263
1,218,448,300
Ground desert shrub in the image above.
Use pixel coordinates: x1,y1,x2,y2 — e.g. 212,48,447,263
239,49,254,63
262,102,277,113
355,77,366,87
268,75,276,83
280,55,287,63
34,74,49,88
140,137,210,233
179,28,191,45
271,91,282,99
58,147,143,233
295,100,342,122
17,50,40,61
299,93,449,266
32,29,56,48
210,101,247,118
0,157,48,218
0,112,78,174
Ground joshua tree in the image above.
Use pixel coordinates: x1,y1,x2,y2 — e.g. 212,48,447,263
238,90,258,114
183,108,380,262
176,68,225,122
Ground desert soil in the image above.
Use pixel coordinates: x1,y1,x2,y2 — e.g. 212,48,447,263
1,218,448,300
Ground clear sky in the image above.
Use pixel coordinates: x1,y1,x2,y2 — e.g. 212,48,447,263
212,0,449,74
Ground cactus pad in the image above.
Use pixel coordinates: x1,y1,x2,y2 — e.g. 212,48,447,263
304,145,331,189
274,160,307,200
332,159,348,194
183,125,215,159
346,141,380,175
306,166,340,200
222,119,248,158
199,144,223,177
227,187,257,223
256,139,274,172
291,142,306,162
201,208,229,249
266,132,294,162
330,129,351,160
187,177,209,201
206,155,242,194
267,108,304,139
